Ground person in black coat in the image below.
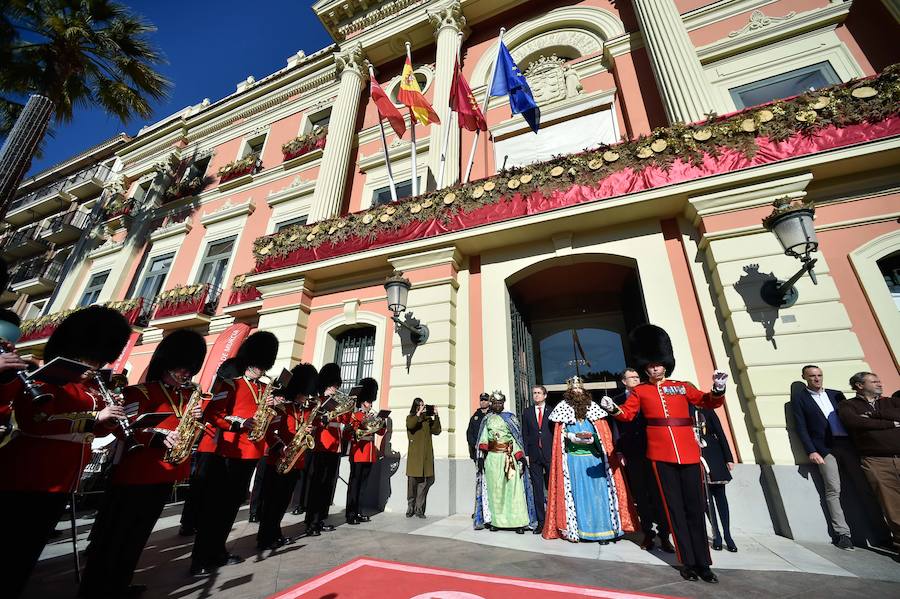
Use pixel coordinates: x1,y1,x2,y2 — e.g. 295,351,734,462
466,393,491,461
520,385,553,534
693,406,737,552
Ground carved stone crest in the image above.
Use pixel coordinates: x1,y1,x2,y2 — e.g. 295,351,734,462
524,55,583,106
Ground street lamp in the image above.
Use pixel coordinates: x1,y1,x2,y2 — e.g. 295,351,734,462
384,271,429,345
761,197,819,307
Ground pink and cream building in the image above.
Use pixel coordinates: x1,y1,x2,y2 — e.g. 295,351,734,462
12,0,900,540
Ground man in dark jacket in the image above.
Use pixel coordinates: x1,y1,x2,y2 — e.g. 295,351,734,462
521,385,553,534
790,365,880,550
466,393,491,461
838,372,900,552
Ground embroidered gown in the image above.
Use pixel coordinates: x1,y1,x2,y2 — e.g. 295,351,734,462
564,419,616,540
477,413,530,528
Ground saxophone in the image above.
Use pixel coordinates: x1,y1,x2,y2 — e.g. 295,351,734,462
355,410,385,440
276,399,320,474
325,388,355,421
247,369,290,442
164,383,212,465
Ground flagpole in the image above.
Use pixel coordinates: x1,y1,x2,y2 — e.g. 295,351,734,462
369,64,399,203
436,32,464,189
463,28,505,183
404,42,418,198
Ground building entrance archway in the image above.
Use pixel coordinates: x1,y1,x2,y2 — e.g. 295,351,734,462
507,258,647,414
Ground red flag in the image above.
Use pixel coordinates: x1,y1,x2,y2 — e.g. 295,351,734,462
371,74,406,138
450,58,487,132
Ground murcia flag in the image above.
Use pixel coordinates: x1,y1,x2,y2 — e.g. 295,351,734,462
397,57,440,126
370,74,406,138
450,58,487,132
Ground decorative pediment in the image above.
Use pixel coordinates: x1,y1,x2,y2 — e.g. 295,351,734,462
201,199,257,227
729,10,796,38
150,217,193,242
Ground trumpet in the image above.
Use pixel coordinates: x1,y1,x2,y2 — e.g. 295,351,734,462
325,388,355,421
91,370,143,454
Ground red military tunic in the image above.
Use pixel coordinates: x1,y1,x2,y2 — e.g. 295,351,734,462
196,379,227,454
348,410,385,463
615,379,723,464
111,381,193,485
264,402,311,471
314,405,347,454
0,378,111,493
205,377,268,460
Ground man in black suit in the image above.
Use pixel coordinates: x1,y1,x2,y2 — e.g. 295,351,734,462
790,364,885,550
521,385,553,534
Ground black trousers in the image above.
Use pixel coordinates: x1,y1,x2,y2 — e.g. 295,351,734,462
0,490,69,598
527,458,550,525
624,452,670,537
305,451,340,526
346,461,373,518
290,452,314,512
248,457,267,517
651,461,711,568
79,483,171,598
257,463,299,548
180,451,215,533
191,456,255,567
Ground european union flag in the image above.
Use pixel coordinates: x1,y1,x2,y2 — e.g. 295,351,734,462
490,41,540,133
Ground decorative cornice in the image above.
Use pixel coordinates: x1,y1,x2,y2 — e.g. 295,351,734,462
88,238,125,260
150,218,193,242
427,1,467,35
200,199,257,227
267,176,317,207
332,0,428,40
728,9,796,38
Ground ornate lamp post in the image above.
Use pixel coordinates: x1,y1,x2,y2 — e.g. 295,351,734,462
384,271,429,345
761,197,819,307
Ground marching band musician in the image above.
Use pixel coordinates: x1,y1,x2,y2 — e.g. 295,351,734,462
0,306,132,599
346,378,384,525
304,362,344,536
79,329,207,599
190,331,279,576
257,363,318,550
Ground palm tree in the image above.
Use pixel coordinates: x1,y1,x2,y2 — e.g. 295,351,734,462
0,0,170,214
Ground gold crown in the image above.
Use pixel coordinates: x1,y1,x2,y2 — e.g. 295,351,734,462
566,376,585,391
490,390,506,402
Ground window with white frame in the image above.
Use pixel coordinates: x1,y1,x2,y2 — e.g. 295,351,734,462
79,271,110,306
275,216,308,232
23,298,47,321
185,155,211,182
135,253,174,302
729,62,840,110
241,133,267,160
878,251,900,311
333,327,376,391
372,179,416,207
132,179,152,203
196,237,236,292
308,109,331,131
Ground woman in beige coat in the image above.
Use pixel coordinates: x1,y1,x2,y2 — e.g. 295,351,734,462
406,398,441,518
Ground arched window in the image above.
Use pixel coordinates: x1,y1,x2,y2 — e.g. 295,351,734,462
333,326,376,390
878,250,900,311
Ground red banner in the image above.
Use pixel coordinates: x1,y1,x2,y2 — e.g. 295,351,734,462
198,323,251,391
110,331,141,377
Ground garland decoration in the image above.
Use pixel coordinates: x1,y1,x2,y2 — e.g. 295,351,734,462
282,126,328,161
226,273,262,306
252,64,900,268
218,154,261,183
156,283,208,308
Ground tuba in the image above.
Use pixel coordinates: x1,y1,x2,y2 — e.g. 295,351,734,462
92,371,143,453
325,388,355,421
247,369,291,442
276,398,320,474
355,410,385,440
164,382,212,465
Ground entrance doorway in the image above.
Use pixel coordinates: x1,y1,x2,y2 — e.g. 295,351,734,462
508,258,648,415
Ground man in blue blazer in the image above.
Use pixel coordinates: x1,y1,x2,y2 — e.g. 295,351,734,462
521,385,553,534
790,364,883,549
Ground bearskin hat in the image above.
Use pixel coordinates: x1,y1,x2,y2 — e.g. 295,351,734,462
145,330,207,383
316,362,342,395
45,306,131,366
235,331,278,371
355,377,378,407
629,324,676,377
285,363,318,401
216,357,245,381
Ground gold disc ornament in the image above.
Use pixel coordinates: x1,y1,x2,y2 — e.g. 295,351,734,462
362,213,374,224
602,150,620,162
650,139,668,153
851,86,877,99
422,198,434,208
692,128,712,141
519,173,533,184
550,166,565,177
757,109,774,123
443,192,456,204
636,147,653,159
483,181,496,192
507,178,520,189
740,118,756,132
379,213,391,223
410,203,422,214
810,96,830,110
472,186,485,199
588,159,603,170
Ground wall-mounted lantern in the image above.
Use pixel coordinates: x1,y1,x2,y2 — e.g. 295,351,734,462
761,197,819,307
384,270,429,345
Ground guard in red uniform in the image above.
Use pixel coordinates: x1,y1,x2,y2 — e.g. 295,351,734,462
190,331,279,576
0,306,131,599
601,325,729,584
257,363,318,550
304,363,345,536
79,329,207,599
346,378,385,525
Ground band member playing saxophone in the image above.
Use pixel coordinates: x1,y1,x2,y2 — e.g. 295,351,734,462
257,363,318,550
346,378,385,525
79,330,207,599
304,363,345,536
190,331,278,576
0,306,132,599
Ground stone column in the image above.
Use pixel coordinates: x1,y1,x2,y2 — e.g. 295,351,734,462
254,277,313,371
308,44,367,222
632,0,718,124
427,1,467,190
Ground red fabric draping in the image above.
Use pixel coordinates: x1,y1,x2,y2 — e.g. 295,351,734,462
226,287,262,306
110,331,140,375
282,137,326,162
255,117,900,274
19,324,57,343
153,288,209,319
198,323,251,391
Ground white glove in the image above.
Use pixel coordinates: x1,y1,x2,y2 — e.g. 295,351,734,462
598,395,617,414
712,370,728,393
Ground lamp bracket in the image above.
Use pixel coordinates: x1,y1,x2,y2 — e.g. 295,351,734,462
760,258,817,308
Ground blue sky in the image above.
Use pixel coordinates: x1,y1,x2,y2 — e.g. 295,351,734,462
27,1,333,175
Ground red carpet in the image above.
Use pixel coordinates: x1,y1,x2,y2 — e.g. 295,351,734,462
269,557,682,599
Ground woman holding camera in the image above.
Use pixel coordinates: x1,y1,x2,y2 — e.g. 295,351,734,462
406,398,441,518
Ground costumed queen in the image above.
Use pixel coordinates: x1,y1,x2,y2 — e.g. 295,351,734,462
543,376,636,543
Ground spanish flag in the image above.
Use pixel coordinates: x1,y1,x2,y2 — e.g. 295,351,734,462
397,57,440,126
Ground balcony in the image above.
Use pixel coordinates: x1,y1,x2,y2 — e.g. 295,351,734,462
222,279,262,319
65,164,111,200
149,283,223,329
40,211,90,244
217,154,261,191
6,180,71,226
9,259,63,295
1,225,48,259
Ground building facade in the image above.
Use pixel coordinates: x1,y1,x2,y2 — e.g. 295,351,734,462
9,0,900,542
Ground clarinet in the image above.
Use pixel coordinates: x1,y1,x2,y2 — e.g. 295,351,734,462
0,345,52,403
91,371,143,453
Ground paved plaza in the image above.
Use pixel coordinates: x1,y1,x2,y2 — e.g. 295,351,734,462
25,503,900,599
